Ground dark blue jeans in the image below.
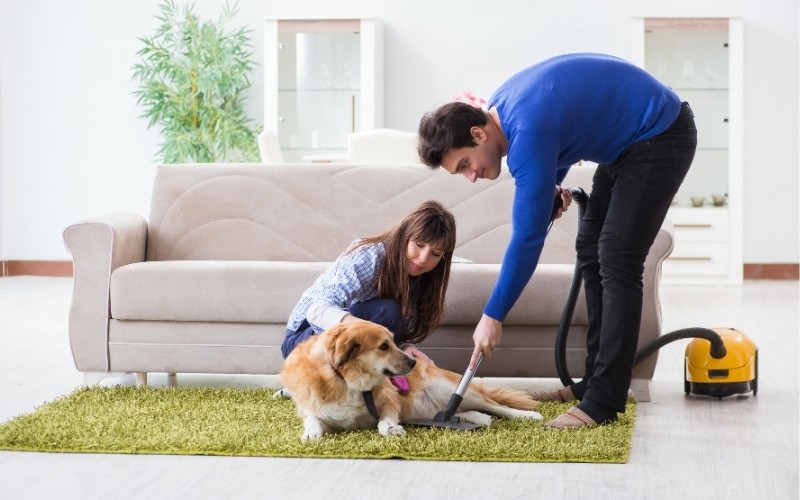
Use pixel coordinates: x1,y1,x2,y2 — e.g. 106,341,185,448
573,102,697,414
281,299,407,358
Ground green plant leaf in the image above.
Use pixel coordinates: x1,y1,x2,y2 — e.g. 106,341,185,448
132,0,259,164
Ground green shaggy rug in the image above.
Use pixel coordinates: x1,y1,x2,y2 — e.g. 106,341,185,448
0,386,635,463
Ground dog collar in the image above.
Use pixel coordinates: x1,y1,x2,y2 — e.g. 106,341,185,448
330,362,379,420
362,390,379,420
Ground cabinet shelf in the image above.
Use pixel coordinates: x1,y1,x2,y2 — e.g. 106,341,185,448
670,204,728,210
278,88,361,92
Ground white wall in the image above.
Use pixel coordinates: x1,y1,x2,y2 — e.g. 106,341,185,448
0,29,4,263
0,0,797,263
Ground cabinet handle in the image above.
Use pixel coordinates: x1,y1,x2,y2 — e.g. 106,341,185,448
351,95,356,133
674,223,713,228
670,256,713,261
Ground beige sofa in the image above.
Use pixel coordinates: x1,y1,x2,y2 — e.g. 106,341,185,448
63,163,674,401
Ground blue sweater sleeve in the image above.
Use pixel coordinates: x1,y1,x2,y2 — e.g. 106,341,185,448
483,134,560,321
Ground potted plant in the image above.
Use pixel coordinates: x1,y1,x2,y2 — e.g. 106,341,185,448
133,0,259,163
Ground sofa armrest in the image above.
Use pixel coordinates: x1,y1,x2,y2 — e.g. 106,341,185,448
63,213,148,371
633,220,675,380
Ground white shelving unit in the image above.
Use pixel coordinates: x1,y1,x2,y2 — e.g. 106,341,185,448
263,17,383,163
631,17,743,285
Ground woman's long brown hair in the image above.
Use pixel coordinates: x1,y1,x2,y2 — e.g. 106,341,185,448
353,200,456,344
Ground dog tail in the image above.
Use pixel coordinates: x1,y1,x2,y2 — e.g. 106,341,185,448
477,385,541,410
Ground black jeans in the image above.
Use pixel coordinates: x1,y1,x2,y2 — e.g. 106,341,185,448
573,102,697,413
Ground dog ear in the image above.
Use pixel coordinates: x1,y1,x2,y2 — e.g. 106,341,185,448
335,338,361,369
327,324,361,369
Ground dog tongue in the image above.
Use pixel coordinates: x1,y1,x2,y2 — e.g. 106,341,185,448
390,375,410,394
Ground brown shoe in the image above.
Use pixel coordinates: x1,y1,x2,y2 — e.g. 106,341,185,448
532,386,576,402
544,406,598,429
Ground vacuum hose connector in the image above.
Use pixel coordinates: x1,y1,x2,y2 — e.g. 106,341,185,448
634,327,727,365
569,187,589,205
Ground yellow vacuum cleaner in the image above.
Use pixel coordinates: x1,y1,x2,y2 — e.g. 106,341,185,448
557,324,760,399
684,327,758,398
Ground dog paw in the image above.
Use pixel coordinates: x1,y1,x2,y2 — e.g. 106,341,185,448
301,417,324,441
301,430,323,442
456,411,493,427
389,424,406,436
505,409,543,420
521,410,543,420
272,387,291,399
378,421,406,437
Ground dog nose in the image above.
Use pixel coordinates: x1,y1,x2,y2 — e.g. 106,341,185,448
407,358,416,368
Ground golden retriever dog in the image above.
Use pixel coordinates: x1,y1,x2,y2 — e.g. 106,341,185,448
280,321,542,441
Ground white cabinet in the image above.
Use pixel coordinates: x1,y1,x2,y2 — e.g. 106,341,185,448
662,208,730,283
263,18,383,163
632,17,743,285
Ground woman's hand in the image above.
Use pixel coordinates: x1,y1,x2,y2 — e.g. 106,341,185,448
401,343,433,364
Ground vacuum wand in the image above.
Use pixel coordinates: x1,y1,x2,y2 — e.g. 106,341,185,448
435,352,483,422
406,352,484,430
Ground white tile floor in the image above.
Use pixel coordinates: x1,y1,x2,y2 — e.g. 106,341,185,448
0,277,797,500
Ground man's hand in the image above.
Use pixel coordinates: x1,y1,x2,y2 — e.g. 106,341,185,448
551,185,574,221
469,314,503,369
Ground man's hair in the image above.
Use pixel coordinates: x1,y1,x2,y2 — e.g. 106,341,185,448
417,102,488,168
353,200,456,344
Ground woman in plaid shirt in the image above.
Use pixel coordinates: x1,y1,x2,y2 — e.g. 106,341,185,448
282,200,457,363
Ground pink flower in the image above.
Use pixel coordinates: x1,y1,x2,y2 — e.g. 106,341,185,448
453,90,486,108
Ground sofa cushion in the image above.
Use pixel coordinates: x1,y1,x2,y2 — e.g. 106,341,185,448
445,263,588,325
111,261,328,323
110,261,587,326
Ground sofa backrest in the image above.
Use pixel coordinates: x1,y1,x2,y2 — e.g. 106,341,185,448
146,163,595,263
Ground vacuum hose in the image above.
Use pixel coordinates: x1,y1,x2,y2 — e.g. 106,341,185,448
553,188,589,386
553,188,727,387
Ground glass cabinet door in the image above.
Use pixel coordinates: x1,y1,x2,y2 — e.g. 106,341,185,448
644,19,730,207
264,18,383,163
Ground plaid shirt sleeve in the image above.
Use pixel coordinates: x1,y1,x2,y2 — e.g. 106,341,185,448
286,241,384,332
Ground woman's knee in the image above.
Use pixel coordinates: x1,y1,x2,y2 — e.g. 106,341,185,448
348,299,407,337
281,326,316,358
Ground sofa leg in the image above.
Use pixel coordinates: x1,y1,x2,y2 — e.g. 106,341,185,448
630,379,651,402
135,372,148,387
167,373,177,386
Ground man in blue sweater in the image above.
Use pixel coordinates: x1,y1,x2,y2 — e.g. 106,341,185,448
417,53,697,428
